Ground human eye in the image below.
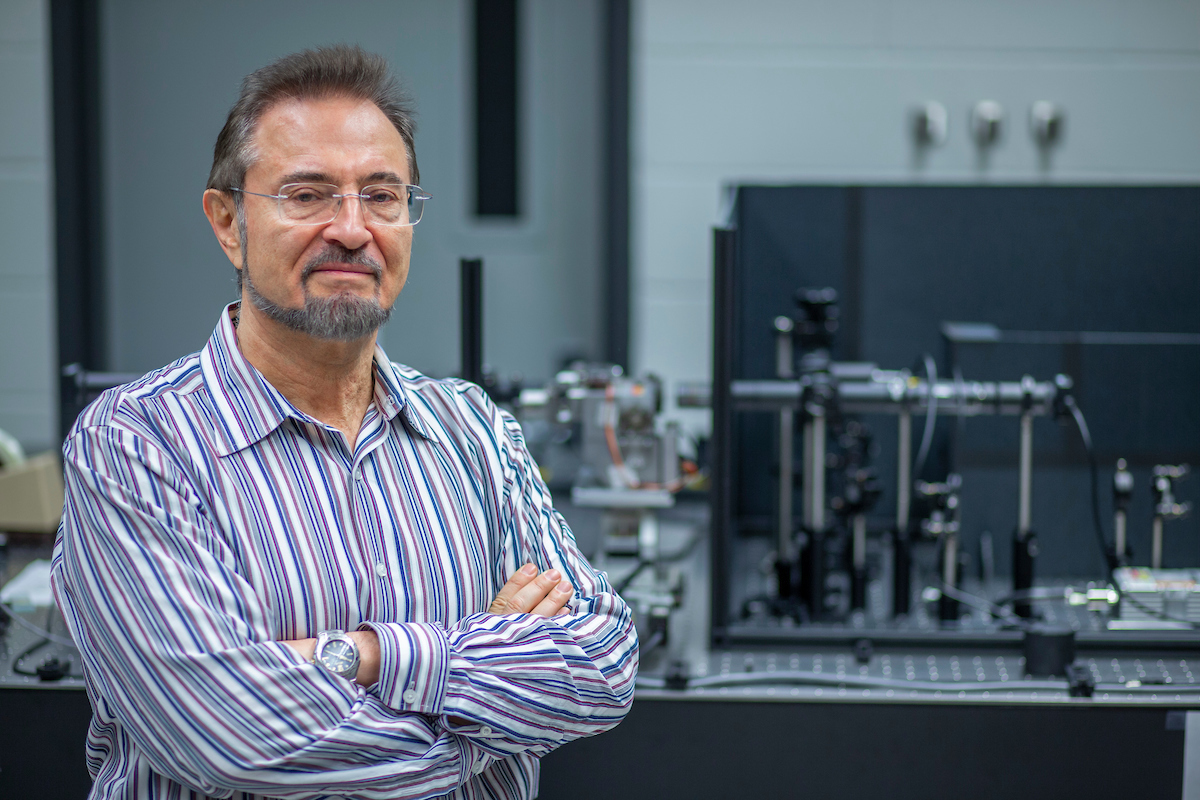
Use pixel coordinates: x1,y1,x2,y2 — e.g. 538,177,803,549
283,184,331,204
363,186,402,205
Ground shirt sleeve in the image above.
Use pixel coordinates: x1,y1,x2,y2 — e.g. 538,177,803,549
365,398,640,757
52,423,488,800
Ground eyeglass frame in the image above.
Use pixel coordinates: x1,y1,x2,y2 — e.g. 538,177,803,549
227,183,431,227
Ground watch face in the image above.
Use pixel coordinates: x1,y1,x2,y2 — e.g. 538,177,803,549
320,639,357,674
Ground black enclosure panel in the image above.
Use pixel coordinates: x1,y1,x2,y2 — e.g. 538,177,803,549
0,689,93,798
539,699,1187,800
474,0,520,217
732,185,1200,578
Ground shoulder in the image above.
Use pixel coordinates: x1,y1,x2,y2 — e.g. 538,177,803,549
390,363,497,424
386,362,529,453
69,352,207,442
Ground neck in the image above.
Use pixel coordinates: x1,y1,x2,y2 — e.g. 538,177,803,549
233,301,378,450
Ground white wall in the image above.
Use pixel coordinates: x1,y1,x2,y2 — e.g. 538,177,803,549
631,0,1200,431
102,0,603,384
0,0,56,454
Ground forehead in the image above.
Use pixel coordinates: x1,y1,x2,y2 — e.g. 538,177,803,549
246,95,411,186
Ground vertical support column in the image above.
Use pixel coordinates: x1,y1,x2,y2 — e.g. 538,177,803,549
939,531,960,622
774,318,796,598
460,258,484,386
1114,510,1127,565
893,408,912,617
802,419,815,530
778,411,794,561
53,0,108,437
1113,458,1132,568
1152,516,1164,569
850,513,868,611
801,405,827,618
709,227,737,645
602,0,631,369
1013,376,1038,617
811,410,826,532
1018,411,1034,537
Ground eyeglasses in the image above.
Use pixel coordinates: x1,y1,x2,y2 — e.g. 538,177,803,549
229,183,430,226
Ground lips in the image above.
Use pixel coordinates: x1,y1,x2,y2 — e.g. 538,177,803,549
302,247,384,282
311,264,375,276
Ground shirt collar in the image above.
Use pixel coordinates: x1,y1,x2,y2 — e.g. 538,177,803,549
369,344,437,443
201,303,437,457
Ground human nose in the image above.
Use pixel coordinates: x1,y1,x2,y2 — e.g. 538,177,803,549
322,194,372,250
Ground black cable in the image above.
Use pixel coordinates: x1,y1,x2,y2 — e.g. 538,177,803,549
8,605,81,680
1063,395,1115,574
640,630,665,655
12,604,54,677
912,354,938,480
938,582,1032,631
613,560,650,594
657,531,702,563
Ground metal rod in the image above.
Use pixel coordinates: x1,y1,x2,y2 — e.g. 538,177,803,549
1017,412,1033,538
897,409,911,529
776,323,795,563
802,419,814,530
730,377,1061,416
851,513,868,611
811,409,826,532
778,410,794,562
939,533,960,622
853,514,867,570
1152,516,1164,569
1114,510,1127,564
942,535,958,587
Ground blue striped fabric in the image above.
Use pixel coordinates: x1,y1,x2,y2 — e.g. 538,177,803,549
51,306,638,800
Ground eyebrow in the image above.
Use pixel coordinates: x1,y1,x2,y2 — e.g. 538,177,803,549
277,170,409,187
363,171,407,185
278,171,335,186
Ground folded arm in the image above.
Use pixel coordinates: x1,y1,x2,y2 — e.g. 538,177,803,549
357,402,639,758
284,563,575,689
54,426,487,799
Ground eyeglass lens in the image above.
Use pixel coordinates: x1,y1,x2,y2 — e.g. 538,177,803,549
278,184,425,226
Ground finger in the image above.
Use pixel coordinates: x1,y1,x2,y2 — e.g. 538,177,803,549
505,569,562,614
531,581,574,617
488,563,538,614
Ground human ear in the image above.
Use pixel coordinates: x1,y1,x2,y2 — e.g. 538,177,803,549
202,189,244,270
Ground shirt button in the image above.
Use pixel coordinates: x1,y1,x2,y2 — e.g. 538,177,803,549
480,726,492,736
375,562,387,577
403,689,418,704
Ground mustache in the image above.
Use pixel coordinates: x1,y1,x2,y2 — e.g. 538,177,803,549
301,247,384,281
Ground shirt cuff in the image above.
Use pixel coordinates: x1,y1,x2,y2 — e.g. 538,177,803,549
358,621,449,714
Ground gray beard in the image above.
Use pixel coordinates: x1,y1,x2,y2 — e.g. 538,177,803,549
242,247,392,341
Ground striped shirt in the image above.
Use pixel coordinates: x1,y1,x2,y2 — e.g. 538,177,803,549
51,305,638,800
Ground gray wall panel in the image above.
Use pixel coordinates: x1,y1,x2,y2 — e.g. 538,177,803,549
0,0,55,454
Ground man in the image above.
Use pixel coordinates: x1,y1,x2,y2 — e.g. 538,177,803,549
51,45,637,800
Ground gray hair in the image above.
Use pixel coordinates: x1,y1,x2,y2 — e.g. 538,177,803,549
207,45,419,292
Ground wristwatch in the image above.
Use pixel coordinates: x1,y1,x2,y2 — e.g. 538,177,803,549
312,630,360,680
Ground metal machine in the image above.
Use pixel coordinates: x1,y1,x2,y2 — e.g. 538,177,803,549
718,282,1083,635
709,204,1200,653
516,364,695,651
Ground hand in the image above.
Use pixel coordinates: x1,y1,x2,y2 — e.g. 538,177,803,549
488,563,574,617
